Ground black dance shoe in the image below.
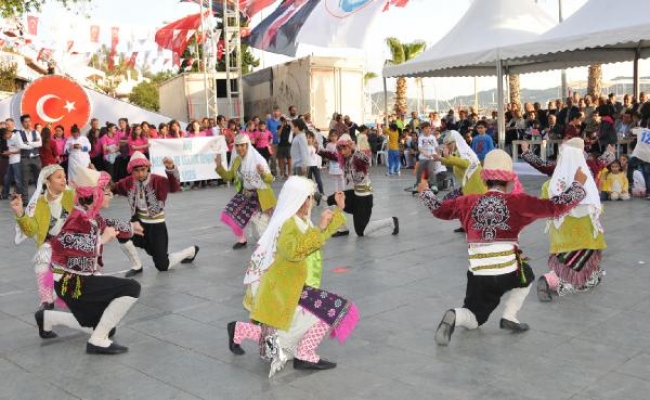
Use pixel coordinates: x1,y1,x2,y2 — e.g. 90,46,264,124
293,358,337,371
40,302,54,310
227,321,245,355
332,230,350,238
392,217,400,235
86,341,129,355
124,268,143,278
434,309,455,346
232,242,247,250
181,246,200,264
34,309,57,339
453,227,465,233
536,277,552,303
499,318,530,333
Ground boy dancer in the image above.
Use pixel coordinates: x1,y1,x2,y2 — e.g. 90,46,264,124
418,149,588,345
115,152,198,277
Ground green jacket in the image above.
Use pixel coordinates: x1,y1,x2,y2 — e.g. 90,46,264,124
250,209,346,331
216,157,277,211
441,155,487,195
15,190,75,247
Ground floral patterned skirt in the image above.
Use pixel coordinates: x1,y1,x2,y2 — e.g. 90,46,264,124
298,286,359,344
221,190,260,237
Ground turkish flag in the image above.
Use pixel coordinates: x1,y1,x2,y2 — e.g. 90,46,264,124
37,48,52,62
240,0,276,19
126,52,138,68
383,0,410,11
108,50,116,71
111,27,120,48
155,12,206,55
90,25,100,43
20,75,91,131
27,16,38,36
217,40,224,61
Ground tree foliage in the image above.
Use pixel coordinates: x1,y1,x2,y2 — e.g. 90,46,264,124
129,80,159,112
385,37,426,114
0,61,18,92
0,0,86,17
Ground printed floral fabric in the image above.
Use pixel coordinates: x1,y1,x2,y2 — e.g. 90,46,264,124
298,286,351,329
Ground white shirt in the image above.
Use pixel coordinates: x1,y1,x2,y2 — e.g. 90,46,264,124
7,132,22,164
632,129,650,163
16,129,42,157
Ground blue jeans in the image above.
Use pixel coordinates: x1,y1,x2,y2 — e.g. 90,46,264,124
2,163,23,197
629,157,650,195
388,150,400,175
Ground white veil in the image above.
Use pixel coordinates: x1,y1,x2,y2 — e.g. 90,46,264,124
243,177,316,289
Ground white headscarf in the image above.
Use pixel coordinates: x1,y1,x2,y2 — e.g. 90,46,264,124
244,177,316,288
14,164,66,245
548,143,602,237
445,130,480,186
231,134,271,189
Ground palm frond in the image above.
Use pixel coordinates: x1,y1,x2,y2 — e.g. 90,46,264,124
385,37,405,65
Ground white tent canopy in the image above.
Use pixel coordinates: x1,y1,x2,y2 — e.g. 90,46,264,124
382,0,556,78
500,0,650,76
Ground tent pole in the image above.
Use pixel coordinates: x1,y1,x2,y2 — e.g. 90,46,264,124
496,55,505,149
634,44,641,99
383,77,389,128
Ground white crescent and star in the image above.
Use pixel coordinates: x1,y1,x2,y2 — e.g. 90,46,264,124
35,95,77,123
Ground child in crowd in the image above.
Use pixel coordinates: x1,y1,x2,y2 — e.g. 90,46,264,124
326,130,345,191
602,160,630,200
356,125,372,159
252,121,273,162
306,131,324,198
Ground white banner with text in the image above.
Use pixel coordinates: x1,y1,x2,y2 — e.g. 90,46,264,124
149,137,228,182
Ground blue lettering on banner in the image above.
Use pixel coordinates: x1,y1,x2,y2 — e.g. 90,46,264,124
181,169,197,180
183,141,193,153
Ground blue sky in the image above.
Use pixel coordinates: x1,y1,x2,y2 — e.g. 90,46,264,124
39,0,650,101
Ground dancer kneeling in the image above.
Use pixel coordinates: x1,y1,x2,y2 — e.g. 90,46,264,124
35,167,143,354
227,177,359,377
417,150,588,346
115,152,198,277
216,134,276,249
12,165,73,310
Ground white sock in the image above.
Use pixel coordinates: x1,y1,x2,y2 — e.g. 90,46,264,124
453,308,479,330
44,310,93,334
88,296,138,348
502,286,532,323
167,246,196,270
120,241,142,270
363,218,393,236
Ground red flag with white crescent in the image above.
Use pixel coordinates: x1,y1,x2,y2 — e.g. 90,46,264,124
20,75,91,131
111,27,120,49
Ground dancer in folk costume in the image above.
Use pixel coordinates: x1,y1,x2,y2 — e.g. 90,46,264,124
437,130,486,233
115,152,199,278
12,165,73,310
35,167,143,354
319,134,399,237
418,150,589,346
521,139,611,300
227,177,359,376
216,134,277,249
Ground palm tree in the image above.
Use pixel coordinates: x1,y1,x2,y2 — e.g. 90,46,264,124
385,37,426,114
587,64,603,98
508,74,521,109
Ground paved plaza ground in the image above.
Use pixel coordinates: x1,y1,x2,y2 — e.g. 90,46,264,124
1,165,650,400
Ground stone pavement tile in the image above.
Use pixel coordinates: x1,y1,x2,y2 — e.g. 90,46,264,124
0,314,44,355
136,288,210,314
543,337,640,372
129,312,205,337
0,358,79,400
617,352,650,381
0,289,40,317
578,310,650,350
348,379,436,400
521,299,620,338
118,340,268,399
281,364,386,398
488,354,607,400
176,301,245,326
583,372,650,400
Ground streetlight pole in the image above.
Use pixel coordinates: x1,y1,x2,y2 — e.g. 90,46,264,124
559,0,567,99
